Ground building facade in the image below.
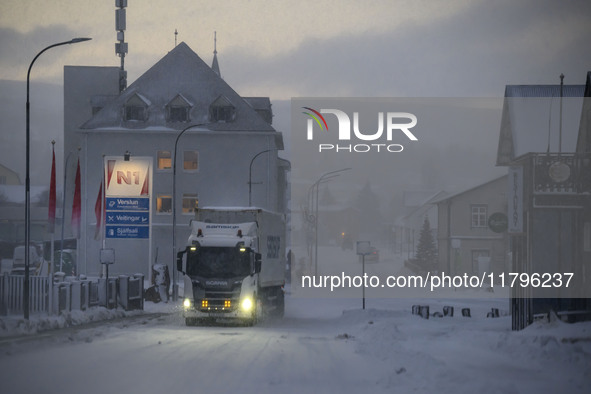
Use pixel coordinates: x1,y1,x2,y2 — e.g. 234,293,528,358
64,42,288,277
496,74,591,330
435,176,509,276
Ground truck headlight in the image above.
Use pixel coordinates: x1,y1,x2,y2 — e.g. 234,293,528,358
183,298,192,309
241,298,253,311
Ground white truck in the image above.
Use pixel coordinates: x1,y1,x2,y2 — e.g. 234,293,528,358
177,208,286,325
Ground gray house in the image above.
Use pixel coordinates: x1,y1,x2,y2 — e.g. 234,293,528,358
64,42,289,278
434,176,509,276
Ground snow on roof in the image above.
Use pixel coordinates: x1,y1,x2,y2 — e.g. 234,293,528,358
431,175,506,204
81,42,276,133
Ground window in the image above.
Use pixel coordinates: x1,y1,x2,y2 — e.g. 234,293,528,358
124,93,149,121
211,106,234,122
471,250,490,274
209,96,235,122
166,94,192,123
125,106,145,121
156,195,172,214
471,205,488,228
168,106,189,122
183,151,198,171
157,151,171,170
182,194,198,214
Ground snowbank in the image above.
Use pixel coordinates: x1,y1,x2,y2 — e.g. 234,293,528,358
0,300,181,338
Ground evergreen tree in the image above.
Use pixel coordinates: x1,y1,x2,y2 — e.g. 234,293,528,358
415,216,437,272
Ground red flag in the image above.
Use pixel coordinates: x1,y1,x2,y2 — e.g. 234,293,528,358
48,143,56,233
94,179,103,240
71,158,81,238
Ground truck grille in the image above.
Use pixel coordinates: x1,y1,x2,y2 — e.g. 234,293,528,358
199,288,241,311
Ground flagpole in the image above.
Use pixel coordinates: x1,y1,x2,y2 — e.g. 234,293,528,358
72,156,82,276
60,148,78,274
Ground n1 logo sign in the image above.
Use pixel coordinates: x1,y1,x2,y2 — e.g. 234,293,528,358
105,158,151,197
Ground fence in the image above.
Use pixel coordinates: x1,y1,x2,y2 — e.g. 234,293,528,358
0,273,144,316
0,274,49,314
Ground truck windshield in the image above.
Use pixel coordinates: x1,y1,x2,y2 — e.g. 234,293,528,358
186,247,251,278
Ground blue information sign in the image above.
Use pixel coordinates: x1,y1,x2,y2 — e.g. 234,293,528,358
106,197,150,211
106,225,150,239
106,211,149,225
105,198,150,238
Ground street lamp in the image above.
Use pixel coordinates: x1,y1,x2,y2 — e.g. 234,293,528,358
172,123,210,301
312,168,351,275
248,149,276,206
24,37,91,320
305,174,340,273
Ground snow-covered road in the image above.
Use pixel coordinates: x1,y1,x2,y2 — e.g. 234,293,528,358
1,293,590,394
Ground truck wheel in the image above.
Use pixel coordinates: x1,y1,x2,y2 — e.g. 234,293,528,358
249,296,264,326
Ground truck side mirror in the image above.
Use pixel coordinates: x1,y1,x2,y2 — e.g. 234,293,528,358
176,250,186,274
254,253,262,274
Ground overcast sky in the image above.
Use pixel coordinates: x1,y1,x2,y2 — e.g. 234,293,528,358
1,0,590,97
1,0,590,187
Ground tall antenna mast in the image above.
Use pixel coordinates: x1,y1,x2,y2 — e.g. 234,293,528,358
115,0,128,92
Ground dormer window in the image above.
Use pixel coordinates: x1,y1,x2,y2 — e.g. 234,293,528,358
209,96,235,123
124,93,150,121
166,94,192,123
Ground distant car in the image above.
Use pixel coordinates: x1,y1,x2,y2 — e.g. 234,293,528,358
359,246,379,263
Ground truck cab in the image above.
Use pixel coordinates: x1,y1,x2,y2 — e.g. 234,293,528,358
178,219,283,326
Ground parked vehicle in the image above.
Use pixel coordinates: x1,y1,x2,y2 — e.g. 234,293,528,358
11,245,44,275
359,246,380,263
177,207,286,326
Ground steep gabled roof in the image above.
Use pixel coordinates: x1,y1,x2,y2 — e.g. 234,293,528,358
431,175,507,204
496,84,585,165
82,42,275,132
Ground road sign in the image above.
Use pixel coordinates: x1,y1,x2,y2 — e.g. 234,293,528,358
106,225,150,239
106,197,149,211
356,241,371,256
488,212,508,233
106,211,149,225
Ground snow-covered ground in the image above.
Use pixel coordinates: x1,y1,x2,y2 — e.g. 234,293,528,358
0,247,589,393
0,295,589,393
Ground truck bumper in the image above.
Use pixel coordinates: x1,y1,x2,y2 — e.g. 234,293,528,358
184,308,251,320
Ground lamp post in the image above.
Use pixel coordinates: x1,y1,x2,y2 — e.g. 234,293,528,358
305,175,339,273
248,149,276,206
24,37,91,320
312,168,351,276
172,123,210,301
